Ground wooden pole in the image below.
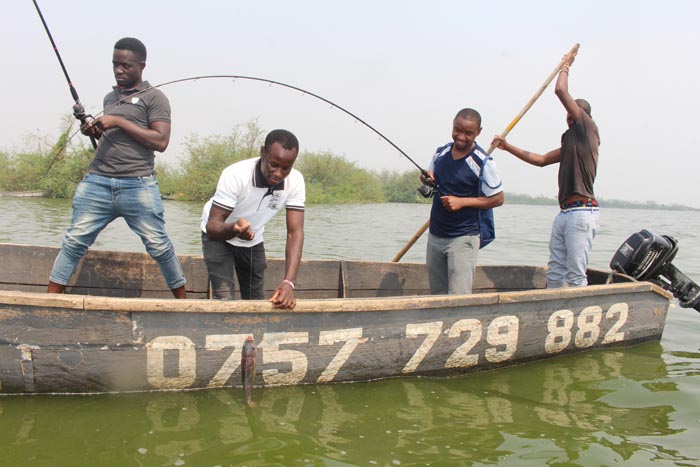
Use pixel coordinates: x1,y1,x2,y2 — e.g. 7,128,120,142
391,43,580,263
391,220,430,262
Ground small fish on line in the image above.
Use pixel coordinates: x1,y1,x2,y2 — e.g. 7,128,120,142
241,335,257,408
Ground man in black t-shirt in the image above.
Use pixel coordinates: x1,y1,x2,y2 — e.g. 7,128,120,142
492,47,600,288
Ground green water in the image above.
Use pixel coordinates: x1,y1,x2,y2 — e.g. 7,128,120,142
2,330,698,466
1,200,699,466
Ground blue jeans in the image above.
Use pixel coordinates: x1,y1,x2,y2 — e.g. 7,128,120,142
427,233,480,295
547,208,600,288
49,173,186,289
201,233,267,300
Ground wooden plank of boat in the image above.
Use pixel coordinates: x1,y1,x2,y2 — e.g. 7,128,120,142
0,243,671,394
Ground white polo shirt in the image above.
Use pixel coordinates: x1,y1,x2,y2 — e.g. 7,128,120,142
200,157,305,247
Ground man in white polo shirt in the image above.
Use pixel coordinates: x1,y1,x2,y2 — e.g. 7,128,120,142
200,129,305,309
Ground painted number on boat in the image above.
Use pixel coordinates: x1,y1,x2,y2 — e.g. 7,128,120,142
144,302,629,390
145,329,366,390
404,315,519,373
544,303,628,354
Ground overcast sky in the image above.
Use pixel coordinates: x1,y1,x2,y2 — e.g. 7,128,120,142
3,0,699,208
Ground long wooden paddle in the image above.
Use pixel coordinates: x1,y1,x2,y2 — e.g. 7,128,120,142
391,43,580,263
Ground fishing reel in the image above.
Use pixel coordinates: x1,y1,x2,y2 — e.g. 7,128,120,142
417,170,435,198
610,229,700,312
417,183,434,198
72,103,98,148
72,103,95,126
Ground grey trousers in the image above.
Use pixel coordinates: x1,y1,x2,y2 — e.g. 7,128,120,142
426,233,480,295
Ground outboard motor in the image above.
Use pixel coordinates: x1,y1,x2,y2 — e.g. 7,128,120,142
610,229,700,312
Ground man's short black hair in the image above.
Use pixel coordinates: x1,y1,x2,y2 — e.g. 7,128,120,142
264,129,299,152
454,108,482,127
114,37,147,62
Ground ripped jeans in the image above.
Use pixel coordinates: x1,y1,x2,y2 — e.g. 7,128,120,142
49,173,186,289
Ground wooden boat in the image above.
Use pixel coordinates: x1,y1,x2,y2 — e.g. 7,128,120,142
0,243,671,395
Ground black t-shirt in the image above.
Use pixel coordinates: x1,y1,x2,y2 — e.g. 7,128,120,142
558,111,600,202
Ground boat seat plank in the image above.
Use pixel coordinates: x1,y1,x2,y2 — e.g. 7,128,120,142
0,244,209,298
264,259,343,299
476,265,547,292
341,261,430,298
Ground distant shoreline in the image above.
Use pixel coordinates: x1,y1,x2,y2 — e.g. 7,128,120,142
501,192,699,212
171,193,697,212
2,189,696,211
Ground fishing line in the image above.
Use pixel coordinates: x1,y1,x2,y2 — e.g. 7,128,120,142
62,75,430,177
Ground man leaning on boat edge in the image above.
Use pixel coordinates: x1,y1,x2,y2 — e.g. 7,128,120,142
200,129,305,309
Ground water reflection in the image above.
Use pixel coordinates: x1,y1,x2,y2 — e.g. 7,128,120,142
2,343,697,466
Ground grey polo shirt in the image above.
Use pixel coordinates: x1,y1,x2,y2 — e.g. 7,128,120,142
88,81,171,177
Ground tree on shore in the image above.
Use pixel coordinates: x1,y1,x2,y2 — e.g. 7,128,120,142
158,119,265,201
296,152,386,204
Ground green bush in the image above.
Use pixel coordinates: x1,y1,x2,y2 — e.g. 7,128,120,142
296,152,385,204
12,116,693,211
0,118,93,196
378,169,429,203
171,120,265,201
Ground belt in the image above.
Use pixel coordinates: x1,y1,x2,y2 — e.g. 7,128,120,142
560,198,598,211
560,198,598,209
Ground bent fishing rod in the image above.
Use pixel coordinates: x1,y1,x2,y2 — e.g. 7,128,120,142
87,74,430,177
32,0,97,149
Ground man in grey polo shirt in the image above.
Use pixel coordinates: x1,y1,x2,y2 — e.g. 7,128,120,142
47,37,187,298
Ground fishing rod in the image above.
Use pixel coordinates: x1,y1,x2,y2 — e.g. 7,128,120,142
85,74,429,176
32,0,97,149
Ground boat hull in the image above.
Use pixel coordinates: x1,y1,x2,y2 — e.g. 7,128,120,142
0,244,671,394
